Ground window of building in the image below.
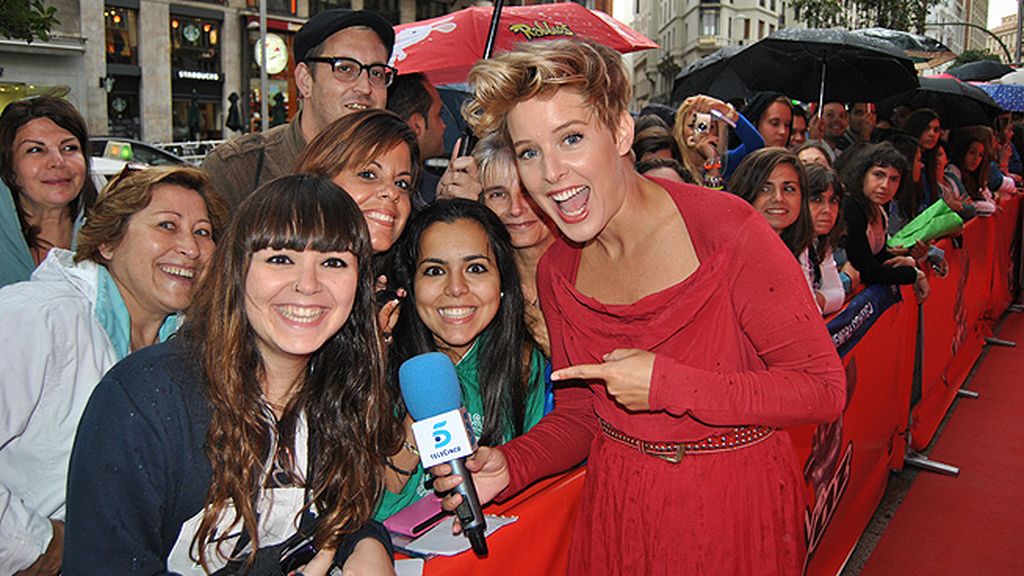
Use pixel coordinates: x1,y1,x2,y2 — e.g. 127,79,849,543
105,6,138,65
171,12,224,141
744,18,750,39
170,16,221,73
700,9,719,36
417,1,448,20
246,0,296,16
758,20,765,39
771,0,776,10
364,0,400,25
310,0,352,13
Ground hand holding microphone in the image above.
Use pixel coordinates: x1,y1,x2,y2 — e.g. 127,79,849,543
399,352,493,555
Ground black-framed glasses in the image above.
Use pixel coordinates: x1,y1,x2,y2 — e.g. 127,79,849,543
305,56,397,88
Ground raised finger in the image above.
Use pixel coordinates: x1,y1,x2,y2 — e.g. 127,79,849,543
551,363,606,382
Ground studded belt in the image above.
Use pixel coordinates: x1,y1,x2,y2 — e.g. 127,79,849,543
598,417,775,464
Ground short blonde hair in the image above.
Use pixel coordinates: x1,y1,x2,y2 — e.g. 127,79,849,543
464,39,632,140
76,165,227,264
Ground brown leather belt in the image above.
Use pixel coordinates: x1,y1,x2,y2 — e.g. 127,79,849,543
599,417,775,464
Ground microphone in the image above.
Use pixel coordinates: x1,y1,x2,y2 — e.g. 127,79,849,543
399,352,489,556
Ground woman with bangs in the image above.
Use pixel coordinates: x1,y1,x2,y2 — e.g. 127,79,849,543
432,40,845,575
65,175,401,575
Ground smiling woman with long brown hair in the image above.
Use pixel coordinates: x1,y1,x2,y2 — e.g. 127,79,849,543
65,175,401,575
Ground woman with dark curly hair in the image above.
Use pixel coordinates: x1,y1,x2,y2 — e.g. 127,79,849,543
65,175,400,575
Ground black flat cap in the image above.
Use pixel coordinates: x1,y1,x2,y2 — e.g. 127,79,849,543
294,9,395,64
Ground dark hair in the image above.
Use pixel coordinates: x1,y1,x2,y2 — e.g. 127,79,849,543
884,131,925,224
0,96,97,251
742,92,791,127
632,125,679,162
180,174,400,568
839,141,908,225
947,126,992,201
728,147,814,257
387,72,435,127
636,156,690,182
804,163,845,279
387,199,535,445
637,102,676,128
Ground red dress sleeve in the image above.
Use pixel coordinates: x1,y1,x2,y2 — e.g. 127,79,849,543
497,247,597,499
647,212,846,426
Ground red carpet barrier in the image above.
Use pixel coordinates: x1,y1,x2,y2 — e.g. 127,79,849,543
793,285,915,576
911,197,1020,450
419,197,1020,576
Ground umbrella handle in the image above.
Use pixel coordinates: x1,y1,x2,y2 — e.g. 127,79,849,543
457,0,506,158
817,60,827,119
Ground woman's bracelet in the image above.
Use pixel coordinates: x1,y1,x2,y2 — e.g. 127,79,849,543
385,457,416,477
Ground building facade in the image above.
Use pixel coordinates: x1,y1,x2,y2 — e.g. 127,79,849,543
629,0,794,108
989,13,1020,65
2,0,608,144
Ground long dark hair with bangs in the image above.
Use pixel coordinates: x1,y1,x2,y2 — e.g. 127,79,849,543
179,174,402,569
387,199,536,445
729,147,815,258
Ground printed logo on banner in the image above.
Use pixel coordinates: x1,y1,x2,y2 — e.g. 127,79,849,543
827,284,902,357
951,255,970,357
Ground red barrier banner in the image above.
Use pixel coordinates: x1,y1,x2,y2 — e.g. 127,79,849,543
423,468,585,575
793,293,917,576
416,198,1020,576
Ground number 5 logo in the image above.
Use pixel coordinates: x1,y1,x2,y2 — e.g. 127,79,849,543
432,420,452,448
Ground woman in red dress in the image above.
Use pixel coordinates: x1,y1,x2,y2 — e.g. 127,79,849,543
434,39,846,575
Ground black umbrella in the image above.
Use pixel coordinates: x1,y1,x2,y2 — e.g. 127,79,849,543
880,76,1004,128
947,60,1014,82
851,27,957,71
671,29,918,111
729,28,919,107
671,45,753,104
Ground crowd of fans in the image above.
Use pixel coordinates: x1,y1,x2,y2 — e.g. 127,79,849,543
0,7,1021,575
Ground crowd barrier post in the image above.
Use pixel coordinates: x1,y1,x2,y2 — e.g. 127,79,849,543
903,300,960,476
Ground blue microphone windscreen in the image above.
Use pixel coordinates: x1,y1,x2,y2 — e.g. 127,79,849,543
399,352,462,420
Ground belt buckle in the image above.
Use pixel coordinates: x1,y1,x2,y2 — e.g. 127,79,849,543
652,443,685,464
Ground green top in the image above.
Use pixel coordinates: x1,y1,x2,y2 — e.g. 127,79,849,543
374,340,548,521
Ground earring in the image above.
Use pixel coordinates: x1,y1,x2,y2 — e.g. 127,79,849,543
500,291,505,298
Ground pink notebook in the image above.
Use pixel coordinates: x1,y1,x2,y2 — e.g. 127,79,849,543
383,494,447,538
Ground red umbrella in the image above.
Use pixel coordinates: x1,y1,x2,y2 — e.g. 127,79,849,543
390,2,658,84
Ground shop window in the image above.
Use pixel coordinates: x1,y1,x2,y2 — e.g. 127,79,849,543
310,0,352,13
105,6,138,65
700,9,719,37
246,0,296,16
363,0,400,25
170,16,221,73
417,1,448,20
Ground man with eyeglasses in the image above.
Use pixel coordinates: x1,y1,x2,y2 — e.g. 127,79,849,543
202,9,395,208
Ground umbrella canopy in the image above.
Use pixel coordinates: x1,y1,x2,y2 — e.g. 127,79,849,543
672,28,919,108
881,76,1003,128
974,82,1024,112
947,60,1014,82
851,27,957,71
994,68,1024,85
671,45,752,104
390,2,657,84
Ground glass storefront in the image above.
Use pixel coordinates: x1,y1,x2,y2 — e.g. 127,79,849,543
246,24,296,133
171,12,223,141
